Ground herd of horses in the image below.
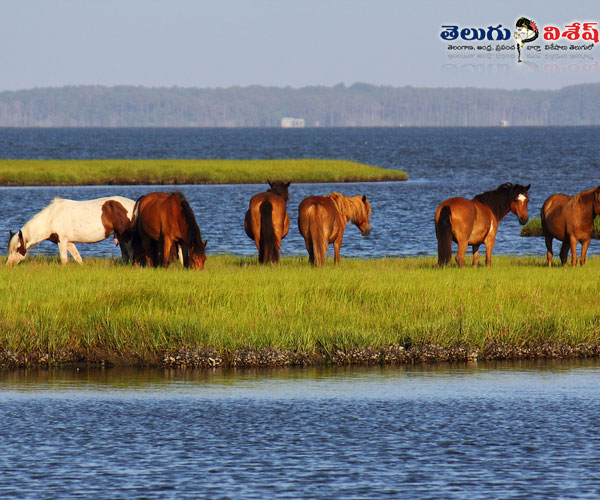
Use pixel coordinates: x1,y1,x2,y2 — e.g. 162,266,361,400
5,180,600,269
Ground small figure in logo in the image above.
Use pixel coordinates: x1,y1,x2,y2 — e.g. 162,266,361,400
514,17,539,62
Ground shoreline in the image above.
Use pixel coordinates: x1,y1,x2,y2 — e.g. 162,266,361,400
3,342,600,369
3,255,600,369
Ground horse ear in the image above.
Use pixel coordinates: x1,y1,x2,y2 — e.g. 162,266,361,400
9,230,14,239
525,184,531,191
267,180,272,187
362,195,367,203
203,239,208,248
285,181,291,188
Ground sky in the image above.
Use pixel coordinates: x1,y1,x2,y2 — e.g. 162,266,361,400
1,0,599,91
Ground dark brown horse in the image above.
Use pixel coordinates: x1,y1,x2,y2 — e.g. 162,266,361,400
541,186,600,267
298,192,371,266
435,183,530,267
244,180,290,264
133,191,207,269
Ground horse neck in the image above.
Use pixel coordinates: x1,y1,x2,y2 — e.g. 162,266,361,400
20,213,52,248
574,189,597,220
473,192,511,222
329,194,358,223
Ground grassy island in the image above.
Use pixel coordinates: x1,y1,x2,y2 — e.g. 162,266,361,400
0,159,407,185
1,256,600,368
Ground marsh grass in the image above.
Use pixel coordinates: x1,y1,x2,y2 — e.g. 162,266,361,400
0,159,407,185
2,255,600,360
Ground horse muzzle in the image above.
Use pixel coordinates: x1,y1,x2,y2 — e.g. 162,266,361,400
362,227,371,236
518,216,529,225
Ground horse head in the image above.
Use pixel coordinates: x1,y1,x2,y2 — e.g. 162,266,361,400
355,195,372,236
267,180,291,202
188,239,207,270
6,230,27,266
510,184,530,225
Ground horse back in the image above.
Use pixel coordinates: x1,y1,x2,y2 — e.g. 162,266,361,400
298,196,340,240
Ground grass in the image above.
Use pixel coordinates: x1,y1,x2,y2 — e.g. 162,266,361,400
521,217,600,238
1,255,600,364
0,159,407,185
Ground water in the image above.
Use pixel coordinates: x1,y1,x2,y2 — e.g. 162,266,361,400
1,362,600,499
1,127,600,259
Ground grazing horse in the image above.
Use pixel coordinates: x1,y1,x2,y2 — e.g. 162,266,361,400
541,186,600,267
298,192,372,266
244,180,290,264
435,183,530,267
133,191,207,269
6,196,135,265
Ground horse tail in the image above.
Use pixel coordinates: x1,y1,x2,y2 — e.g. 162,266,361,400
259,200,277,263
435,205,453,267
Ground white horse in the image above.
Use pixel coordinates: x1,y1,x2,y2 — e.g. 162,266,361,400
6,196,135,265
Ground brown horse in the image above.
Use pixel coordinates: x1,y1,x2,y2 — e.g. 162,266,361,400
244,180,290,264
133,191,207,269
541,186,600,267
298,192,371,266
435,183,530,267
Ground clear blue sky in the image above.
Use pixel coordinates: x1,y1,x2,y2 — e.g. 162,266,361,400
1,0,598,91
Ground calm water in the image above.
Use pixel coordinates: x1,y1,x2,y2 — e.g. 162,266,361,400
1,362,600,499
1,127,600,259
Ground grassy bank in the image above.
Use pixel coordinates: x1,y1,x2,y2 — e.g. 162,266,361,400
2,256,600,367
521,217,600,238
0,159,407,185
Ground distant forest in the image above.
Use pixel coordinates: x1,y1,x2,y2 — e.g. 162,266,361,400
0,83,599,127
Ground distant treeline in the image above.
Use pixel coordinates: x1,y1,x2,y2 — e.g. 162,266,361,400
0,83,599,127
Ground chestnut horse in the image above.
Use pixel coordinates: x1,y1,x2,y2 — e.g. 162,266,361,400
298,192,371,266
541,186,600,267
133,191,207,269
244,180,290,264
435,183,530,267
6,196,135,265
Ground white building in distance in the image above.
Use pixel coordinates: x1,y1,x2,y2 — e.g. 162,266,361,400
281,117,305,128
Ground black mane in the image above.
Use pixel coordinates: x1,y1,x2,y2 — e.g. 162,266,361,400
173,191,206,253
472,183,529,220
266,180,290,202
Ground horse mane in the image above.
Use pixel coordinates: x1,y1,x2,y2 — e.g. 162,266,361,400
472,183,527,220
172,192,205,251
328,192,370,222
570,186,599,205
266,180,290,202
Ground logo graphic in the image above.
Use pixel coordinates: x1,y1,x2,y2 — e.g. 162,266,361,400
514,17,539,62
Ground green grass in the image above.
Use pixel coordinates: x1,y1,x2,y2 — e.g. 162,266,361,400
521,217,600,238
0,159,407,185
1,255,600,361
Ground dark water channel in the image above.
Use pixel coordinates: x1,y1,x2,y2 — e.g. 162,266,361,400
1,127,600,259
1,362,600,499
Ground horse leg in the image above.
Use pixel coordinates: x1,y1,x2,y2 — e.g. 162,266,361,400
57,239,69,265
580,238,591,266
472,244,481,267
559,238,569,267
484,237,496,267
544,236,554,268
455,239,468,268
162,237,174,268
67,243,83,264
569,236,578,267
333,234,343,265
